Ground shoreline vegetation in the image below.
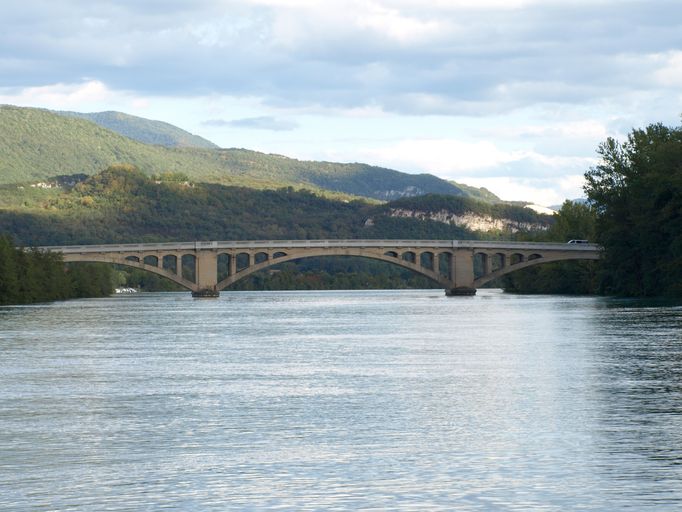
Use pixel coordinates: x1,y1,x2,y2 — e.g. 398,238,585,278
0,236,113,305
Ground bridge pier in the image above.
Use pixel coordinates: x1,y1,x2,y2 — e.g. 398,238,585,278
444,248,477,296
193,250,220,298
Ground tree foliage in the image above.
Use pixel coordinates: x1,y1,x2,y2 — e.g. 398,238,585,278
584,122,682,296
0,235,114,304
57,110,219,149
501,201,598,294
0,166,548,247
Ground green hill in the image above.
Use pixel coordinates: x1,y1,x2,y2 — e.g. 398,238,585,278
56,110,219,149
0,105,276,188
0,105,486,201
0,165,548,246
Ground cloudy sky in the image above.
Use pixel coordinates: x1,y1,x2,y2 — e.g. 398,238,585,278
2,0,681,204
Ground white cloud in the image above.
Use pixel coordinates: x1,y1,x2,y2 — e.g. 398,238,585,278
204,115,298,131
356,4,447,44
362,138,514,173
358,137,596,176
508,120,608,139
456,175,586,206
0,80,122,110
346,136,596,204
654,51,682,87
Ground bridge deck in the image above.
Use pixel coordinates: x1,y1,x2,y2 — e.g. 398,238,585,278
40,239,601,254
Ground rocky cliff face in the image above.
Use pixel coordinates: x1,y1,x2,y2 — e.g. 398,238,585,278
372,186,425,200
388,208,549,233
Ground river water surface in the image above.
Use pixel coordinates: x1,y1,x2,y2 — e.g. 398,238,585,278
2,289,682,510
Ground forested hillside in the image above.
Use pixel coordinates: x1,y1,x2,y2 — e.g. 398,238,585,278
0,105,491,201
57,110,219,149
0,165,547,247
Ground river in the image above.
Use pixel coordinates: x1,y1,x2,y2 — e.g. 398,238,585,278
1,289,682,510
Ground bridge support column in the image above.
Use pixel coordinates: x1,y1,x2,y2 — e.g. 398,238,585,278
193,250,220,298
446,249,476,296
175,254,182,278
229,253,237,276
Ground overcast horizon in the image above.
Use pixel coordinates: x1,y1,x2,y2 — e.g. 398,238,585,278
2,0,682,205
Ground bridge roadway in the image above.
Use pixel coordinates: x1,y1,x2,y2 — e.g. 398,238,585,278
41,239,601,297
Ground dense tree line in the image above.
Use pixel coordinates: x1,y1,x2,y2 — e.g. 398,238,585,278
0,236,113,304
501,201,598,294
1,165,535,246
506,120,682,297
584,122,682,296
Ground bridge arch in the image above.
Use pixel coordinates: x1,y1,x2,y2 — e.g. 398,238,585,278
61,253,197,291
216,248,447,291
474,252,599,287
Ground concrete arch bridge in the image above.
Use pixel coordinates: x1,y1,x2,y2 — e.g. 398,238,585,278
41,239,601,297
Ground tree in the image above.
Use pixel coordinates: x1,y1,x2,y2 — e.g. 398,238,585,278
501,201,597,295
0,235,114,304
0,235,19,304
584,122,682,296
549,200,595,243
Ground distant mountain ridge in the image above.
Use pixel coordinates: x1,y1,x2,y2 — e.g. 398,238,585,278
56,110,219,149
0,105,499,202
